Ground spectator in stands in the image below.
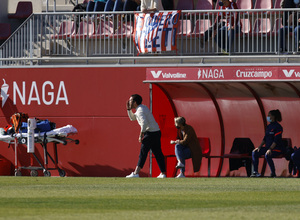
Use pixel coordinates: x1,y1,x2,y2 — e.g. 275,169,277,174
170,117,202,178
291,148,300,177
202,0,239,54
251,110,284,178
278,0,300,54
140,0,163,13
72,0,90,12
216,0,239,54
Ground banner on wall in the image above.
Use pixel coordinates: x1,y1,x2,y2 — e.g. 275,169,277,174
134,11,180,54
145,66,300,82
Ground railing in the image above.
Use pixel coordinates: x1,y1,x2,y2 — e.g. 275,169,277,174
1,8,300,66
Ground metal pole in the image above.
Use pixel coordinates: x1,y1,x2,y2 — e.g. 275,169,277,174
29,18,33,65
54,0,56,12
149,83,153,177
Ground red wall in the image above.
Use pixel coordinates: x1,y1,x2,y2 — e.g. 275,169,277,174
0,67,150,177
0,67,299,177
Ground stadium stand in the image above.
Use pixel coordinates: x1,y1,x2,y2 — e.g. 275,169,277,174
236,0,253,10
274,0,282,9
51,21,76,39
8,1,33,19
0,23,11,40
195,0,214,10
254,0,273,9
71,21,95,38
176,0,194,10
177,19,193,36
91,20,114,38
252,18,272,35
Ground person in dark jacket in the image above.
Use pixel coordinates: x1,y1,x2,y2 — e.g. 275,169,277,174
170,117,202,178
251,109,284,178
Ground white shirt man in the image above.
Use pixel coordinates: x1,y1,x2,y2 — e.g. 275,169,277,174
126,94,166,178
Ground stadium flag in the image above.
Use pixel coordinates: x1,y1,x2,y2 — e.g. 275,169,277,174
134,11,180,54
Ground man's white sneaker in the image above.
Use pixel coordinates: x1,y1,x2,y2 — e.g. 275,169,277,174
157,173,166,178
126,172,139,178
176,161,185,168
176,173,185,178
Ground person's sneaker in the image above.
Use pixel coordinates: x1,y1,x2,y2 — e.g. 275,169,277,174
221,49,229,55
176,173,185,178
250,172,261,177
126,172,139,178
175,161,185,169
270,173,277,178
157,173,166,178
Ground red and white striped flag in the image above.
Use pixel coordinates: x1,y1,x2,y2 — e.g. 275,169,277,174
134,11,180,54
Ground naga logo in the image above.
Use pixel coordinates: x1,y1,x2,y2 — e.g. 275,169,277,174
151,70,162,78
0,79,69,108
282,69,294,77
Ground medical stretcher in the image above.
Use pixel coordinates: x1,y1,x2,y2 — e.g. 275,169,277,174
0,125,79,177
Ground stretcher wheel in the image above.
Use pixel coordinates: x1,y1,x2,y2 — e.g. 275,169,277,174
75,140,79,145
20,138,27,144
30,170,38,177
43,170,51,177
14,170,22,176
59,169,66,177
63,141,67,145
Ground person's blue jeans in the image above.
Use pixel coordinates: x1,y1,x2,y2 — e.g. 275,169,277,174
175,144,191,174
291,148,300,172
278,26,300,51
214,25,240,52
252,147,283,175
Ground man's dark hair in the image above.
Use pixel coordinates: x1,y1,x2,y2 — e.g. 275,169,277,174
269,109,282,122
131,94,143,105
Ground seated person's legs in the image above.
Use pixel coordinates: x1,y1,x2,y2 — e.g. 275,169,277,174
175,144,191,176
251,147,267,176
214,26,227,52
226,26,240,52
265,150,282,177
278,26,293,52
294,26,300,52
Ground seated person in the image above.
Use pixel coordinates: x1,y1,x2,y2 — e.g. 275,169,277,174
278,0,300,54
170,117,202,178
202,0,239,54
251,110,284,178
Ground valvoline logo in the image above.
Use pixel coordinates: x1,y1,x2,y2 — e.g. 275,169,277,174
282,69,300,77
150,70,186,79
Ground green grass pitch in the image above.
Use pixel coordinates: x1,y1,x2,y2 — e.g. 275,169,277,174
0,177,299,219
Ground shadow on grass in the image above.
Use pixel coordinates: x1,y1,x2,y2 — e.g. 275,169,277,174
65,162,149,177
